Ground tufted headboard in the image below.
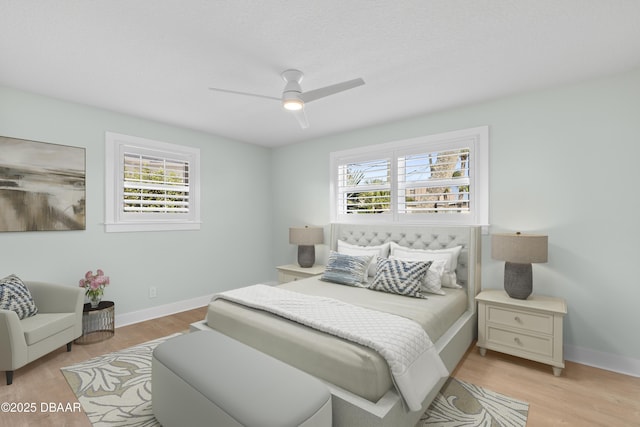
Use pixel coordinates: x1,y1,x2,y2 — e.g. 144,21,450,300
329,223,482,312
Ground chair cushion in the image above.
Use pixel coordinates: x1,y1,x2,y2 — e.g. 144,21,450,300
0,275,38,319
21,312,76,345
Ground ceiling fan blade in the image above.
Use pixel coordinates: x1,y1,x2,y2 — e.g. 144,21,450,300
300,78,365,103
292,107,309,129
208,87,280,101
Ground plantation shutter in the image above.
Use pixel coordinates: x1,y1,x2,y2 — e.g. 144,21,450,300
397,148,470,215
337,158,392,215
330,126,487,226
123,153,190,214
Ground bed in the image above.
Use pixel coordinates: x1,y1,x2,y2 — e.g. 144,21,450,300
191,223,481,427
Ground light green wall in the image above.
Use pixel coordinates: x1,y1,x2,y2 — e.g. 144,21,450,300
2,67,639,366
271,67,640,363
0,86,274,315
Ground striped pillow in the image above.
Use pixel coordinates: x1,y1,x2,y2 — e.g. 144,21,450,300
369,258,431,298
0,275,38,319
321,251,372,286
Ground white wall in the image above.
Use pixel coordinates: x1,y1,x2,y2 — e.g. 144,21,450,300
271,67,640,375
0,85,274,322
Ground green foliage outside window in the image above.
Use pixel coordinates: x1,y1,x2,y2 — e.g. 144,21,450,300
124,163,189,212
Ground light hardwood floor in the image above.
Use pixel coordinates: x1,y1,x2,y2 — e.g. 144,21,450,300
1,307,639,426
452,347,640,426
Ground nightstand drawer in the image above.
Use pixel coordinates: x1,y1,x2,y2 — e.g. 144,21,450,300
277,264,325,284
487,306,553,334
487,327,553,357
279,272,304,283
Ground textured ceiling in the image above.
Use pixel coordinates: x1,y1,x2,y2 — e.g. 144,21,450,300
1,1,640,147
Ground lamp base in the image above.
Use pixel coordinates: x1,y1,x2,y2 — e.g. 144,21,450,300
297,245,316,268
504,262,532,299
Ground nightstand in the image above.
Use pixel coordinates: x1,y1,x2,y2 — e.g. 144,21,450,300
476,289,567,376
277,264,325,284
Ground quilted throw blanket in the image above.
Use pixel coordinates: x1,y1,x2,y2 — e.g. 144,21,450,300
212,284,449,411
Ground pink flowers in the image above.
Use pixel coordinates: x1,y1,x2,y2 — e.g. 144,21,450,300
79,269,110,293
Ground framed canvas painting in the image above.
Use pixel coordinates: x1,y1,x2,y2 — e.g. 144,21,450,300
0,136,86,231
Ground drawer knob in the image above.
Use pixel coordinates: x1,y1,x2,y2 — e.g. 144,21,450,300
514,316,522,323
514,337,522,345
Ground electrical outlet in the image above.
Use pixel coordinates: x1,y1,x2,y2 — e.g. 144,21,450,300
149,286,157,299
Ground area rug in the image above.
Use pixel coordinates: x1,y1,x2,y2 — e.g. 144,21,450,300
62,335,528,427
418,377,529,427
61,334,180,426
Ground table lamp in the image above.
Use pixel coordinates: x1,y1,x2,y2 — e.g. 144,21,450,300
491,232,548,299
289,226,324,268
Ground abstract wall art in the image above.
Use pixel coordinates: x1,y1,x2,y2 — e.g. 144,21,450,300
0,136,86,232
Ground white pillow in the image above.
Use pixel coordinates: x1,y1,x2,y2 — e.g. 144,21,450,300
390,242,463,289
338,240,390,277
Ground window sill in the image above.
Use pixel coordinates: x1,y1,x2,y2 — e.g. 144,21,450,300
104,221,201,233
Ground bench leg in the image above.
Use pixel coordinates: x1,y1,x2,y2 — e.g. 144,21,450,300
6,371,13,385
67,342,72,352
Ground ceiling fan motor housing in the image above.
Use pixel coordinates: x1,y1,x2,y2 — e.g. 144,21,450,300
281,69,304,110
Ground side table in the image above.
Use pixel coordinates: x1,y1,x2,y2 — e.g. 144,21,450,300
476,289,567,376
75,301,115,344
277,264,325,284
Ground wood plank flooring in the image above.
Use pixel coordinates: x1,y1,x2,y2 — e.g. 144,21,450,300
452,346,640,426
0,307,207,427
1,306,639,426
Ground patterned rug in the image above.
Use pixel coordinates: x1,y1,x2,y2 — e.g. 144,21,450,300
419,377,529,427
61,334,180,426
62,334,528,427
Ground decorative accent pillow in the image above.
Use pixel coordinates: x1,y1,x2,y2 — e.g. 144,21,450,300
390,256,447,295
321,251,373,287
0,275,38,319
424,259,448,294
390,242,463,289
337,240,391,277
369,258,431,298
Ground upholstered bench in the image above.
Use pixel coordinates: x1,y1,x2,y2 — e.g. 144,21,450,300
152,330,332,427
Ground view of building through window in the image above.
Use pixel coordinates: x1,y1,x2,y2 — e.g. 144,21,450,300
399,149,469,214
339,148,470,215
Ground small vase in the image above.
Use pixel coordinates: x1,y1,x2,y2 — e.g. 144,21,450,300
89,291,103,308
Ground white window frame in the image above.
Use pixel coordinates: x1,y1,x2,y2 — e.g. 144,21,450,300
330,126,488,227
105,132,201,232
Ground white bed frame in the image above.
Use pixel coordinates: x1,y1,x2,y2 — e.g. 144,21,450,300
192,223,481,427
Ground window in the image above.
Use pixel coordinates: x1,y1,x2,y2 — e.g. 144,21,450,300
397,149,470,215
330,126,488,226
337,158,391,214
105,132,201,232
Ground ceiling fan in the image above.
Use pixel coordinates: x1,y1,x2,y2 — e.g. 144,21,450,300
209,69,365,129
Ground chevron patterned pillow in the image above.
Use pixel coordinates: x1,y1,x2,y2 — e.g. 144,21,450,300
369,258,431,298
0,275,38,319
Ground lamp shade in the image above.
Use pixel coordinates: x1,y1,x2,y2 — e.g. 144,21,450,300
289,226,324,245
492,233,548,264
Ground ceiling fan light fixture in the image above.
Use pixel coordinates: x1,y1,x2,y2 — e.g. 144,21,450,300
282,98,304,111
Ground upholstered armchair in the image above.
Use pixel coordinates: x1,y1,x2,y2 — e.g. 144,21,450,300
0,281,84,385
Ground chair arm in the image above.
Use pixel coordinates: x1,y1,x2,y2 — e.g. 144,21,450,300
25,281,85,314
0,309,28,371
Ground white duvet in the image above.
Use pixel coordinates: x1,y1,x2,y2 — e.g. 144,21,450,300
213,284,449,411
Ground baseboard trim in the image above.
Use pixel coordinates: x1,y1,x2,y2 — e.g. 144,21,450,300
115,294,213,328
565,344,640,378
